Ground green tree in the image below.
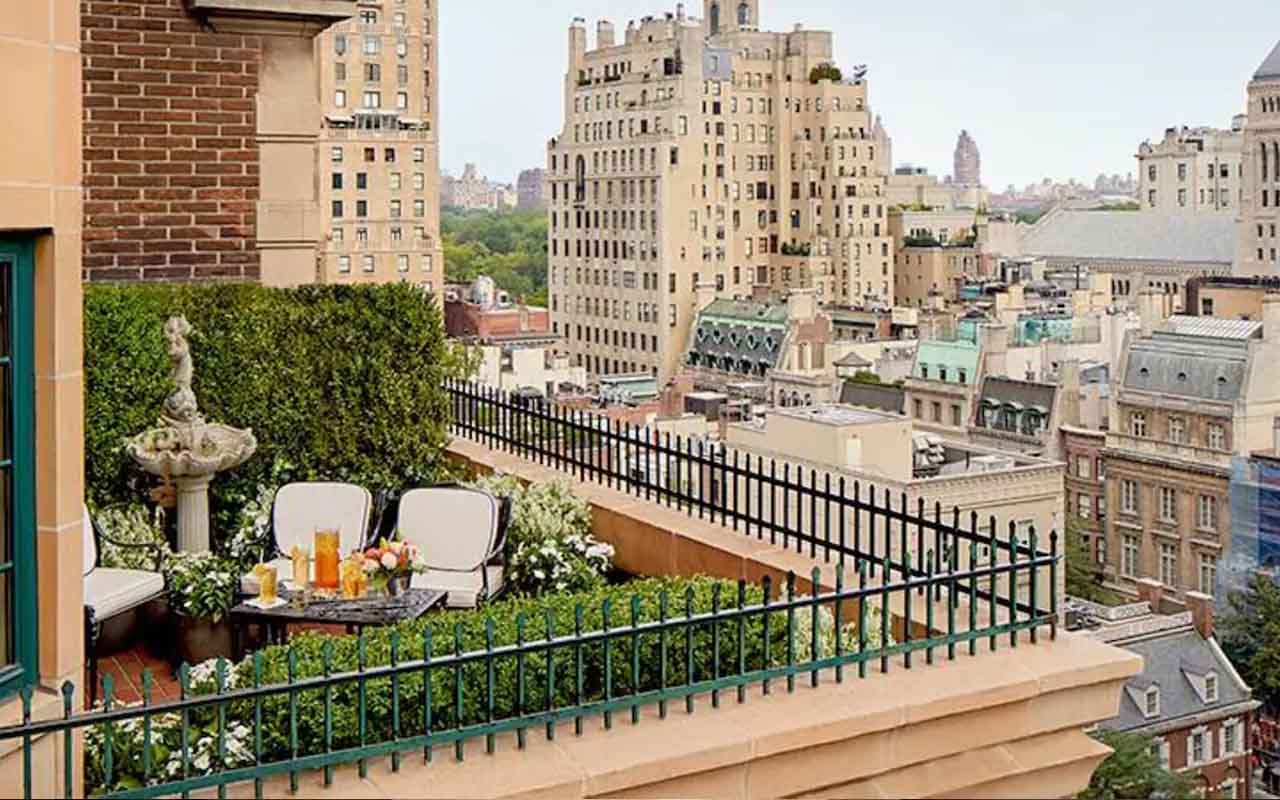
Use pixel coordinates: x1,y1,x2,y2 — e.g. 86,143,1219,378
1079,730,1194,800
441,208,549,304
1065,518,1122,605
1220,572,1280,713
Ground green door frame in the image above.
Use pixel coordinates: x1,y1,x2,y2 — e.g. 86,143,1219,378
0,238,38,697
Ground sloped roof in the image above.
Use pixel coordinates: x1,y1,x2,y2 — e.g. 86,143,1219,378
1101,630,1250,733
1122,331,1251,403
834,351,873,368
699,298,789,324
978,377,1056,412
1257,40,1280,80
1021,210,1234,264
1165,315,1263,341
839,381,905,414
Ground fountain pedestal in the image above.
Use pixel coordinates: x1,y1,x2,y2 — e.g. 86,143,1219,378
126,317,256,552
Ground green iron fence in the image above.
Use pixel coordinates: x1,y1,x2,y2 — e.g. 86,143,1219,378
2,551,1056,798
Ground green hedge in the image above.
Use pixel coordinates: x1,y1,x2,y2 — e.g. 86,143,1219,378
87,575,880,793
84,283,472,536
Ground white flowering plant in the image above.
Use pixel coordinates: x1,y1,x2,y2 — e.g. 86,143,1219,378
164,551,238,622
468,475,614,596
94,503,170,572
85,705,254,794
222,482,278,571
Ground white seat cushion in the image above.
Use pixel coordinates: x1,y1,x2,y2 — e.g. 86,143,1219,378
83,507,97,576
272,483,371,558
85,568,165,620
412,566,503,608
397,488,499,569
239,557,295,596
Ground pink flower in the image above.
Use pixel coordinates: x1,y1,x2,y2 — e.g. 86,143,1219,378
380,552,399,570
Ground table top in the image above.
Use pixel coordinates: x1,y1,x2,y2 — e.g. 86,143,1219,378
230,588,448,626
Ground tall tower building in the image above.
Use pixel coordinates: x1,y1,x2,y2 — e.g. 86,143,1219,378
546,3,893,385
314,0,442,300
1235,40,1280,276
953,130,981,187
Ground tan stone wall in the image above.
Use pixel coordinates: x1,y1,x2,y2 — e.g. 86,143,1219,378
0,0,85,794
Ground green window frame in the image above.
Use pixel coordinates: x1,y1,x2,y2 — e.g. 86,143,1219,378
0,238,37,698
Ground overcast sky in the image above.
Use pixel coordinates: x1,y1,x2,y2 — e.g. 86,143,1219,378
438,1,1278,190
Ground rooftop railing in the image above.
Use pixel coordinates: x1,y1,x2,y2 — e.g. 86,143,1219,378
0,382,1060,799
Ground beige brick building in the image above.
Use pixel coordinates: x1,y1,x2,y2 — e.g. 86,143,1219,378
1136,121,1244,213
546,1,893,385
315,0,442,297
1236,40,1280,276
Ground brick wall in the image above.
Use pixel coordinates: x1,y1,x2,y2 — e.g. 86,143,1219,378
81,0,261,281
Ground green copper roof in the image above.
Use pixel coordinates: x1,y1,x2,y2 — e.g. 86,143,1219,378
699,298,789,325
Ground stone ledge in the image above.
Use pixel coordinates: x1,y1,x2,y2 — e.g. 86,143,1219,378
185,0,354,35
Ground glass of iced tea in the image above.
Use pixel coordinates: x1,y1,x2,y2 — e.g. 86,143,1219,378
290,544,310,591
313,528,341,593
255,564,279,604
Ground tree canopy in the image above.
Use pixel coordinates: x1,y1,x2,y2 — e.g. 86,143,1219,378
442,207,548,306
1079,730,1193,800
1219,571,1280,714
1065,518,1124,605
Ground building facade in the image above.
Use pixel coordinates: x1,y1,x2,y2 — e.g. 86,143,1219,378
546,1,894,385
314,0,442,296
442,163,516,210
1136,122,1244,213
1103,307,1280,602
952,129,981,186
1235,40,1280,276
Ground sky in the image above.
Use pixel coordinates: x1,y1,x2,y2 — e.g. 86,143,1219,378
438,1,1279,190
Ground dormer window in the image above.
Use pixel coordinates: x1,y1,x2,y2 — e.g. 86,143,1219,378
1205,672,1218,703
1144,686,1160,718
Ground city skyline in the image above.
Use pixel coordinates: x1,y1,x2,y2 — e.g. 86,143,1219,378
439,0,1278,188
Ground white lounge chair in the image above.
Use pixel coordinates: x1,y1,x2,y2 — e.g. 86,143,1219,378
396,486,509,608
239,482,373,594
83,505,166,706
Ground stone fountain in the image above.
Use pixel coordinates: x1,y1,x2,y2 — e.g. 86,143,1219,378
126,316,257,552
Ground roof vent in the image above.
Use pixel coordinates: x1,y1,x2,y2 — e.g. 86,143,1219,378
1139,367,1150,377
1177,372,1188,382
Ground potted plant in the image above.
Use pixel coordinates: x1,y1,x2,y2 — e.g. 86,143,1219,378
360,539,426,596
165,551,239,665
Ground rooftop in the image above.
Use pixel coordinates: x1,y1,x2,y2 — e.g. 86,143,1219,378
1022,209,1235,264
772,403,899,427
1256,39,1280,80
1121,320,1256,402
1164,315,1263,341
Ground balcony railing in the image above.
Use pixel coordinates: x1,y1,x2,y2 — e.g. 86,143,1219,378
0,382,1060,800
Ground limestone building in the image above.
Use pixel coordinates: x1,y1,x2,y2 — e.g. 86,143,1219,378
546,1,894,385
1235,40,1280,276
315,0,442,297
952,129,981,186
1136,121,1244,213
443,163,517,211
517,168,548,210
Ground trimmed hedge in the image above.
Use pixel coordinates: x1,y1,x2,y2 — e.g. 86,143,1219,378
87,576,884,793
84,283,472,537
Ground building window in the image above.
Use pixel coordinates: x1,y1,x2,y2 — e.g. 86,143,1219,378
331,200,343,218
355,200,367,218
413,200,425,217
1198,495,1218,532
1122,535,1139,577
413,147,425,163
364,62,380,82
397,254,409,273
1189,731,1205,765
1153,737,1169,770
363,147,376,163
389,173,401,191
931,402,942,423
421,254,433,273
334,34,346,55
1159,487,1177,523
0,240,37,696
950,405,961,426
363,36,379,55
1144,686,1160,717
1224,718,1239,754
361,255,375,273
1205,672,1218,703
1076,457,1091,479
1078,494,1091,519
1207,423,1226,450
413,173,425,191
1199,553,1217,596
1121,479,1139,514
337,255,351,273
913,399,922,419
334,89,347,107
331,227,343,243
1130,411,1147,437
396,92,408,110
362,91,381,109
390,200,401,218
1159,542,1177,587
331,147,343,164
1168,415,1186,444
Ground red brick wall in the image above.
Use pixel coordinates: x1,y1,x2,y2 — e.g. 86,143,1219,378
445,301,551,338
81,0,262,281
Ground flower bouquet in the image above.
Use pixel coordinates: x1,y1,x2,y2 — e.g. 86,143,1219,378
360,539,427,596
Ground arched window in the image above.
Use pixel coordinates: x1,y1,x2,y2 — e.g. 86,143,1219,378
737,2,750,26
574,155,587,203
709,2,720,34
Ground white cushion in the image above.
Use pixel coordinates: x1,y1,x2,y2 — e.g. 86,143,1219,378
238,557,294,596
85,568,164,620
397,488,499,569
412,566,503,608
83,507,97,576
272,483,371,557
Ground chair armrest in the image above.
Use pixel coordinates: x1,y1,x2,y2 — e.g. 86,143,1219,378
95,530,168,573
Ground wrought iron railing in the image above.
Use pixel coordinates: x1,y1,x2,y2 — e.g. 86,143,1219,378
0,381,1060,799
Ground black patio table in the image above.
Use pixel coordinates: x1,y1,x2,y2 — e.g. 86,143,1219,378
229,588,448,658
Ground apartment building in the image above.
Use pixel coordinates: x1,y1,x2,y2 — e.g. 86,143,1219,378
1103,302,1280,602
315,0,442,298
1136,121,1244,213
546,1,894,385
1236,39,1280,276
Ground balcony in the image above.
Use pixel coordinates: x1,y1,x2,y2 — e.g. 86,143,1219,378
1103,431,1233,476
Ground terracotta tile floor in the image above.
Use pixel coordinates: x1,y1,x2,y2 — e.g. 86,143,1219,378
86,623,350,709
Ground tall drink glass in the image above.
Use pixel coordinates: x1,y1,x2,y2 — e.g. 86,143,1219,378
313,528,341,593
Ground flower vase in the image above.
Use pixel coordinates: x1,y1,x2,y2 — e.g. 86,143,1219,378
386,574,412,597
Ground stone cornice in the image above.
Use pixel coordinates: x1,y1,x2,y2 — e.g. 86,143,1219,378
185,0,355,35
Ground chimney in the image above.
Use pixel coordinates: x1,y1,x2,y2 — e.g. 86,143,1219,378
978,323,1009,376
1136,288,1167,337
786,288,817,322
568,19,587,69
1059,359,1082,427
1263,293,1280,342
1185,591,1214,640
1135,577,1164,614
597,19,615,48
